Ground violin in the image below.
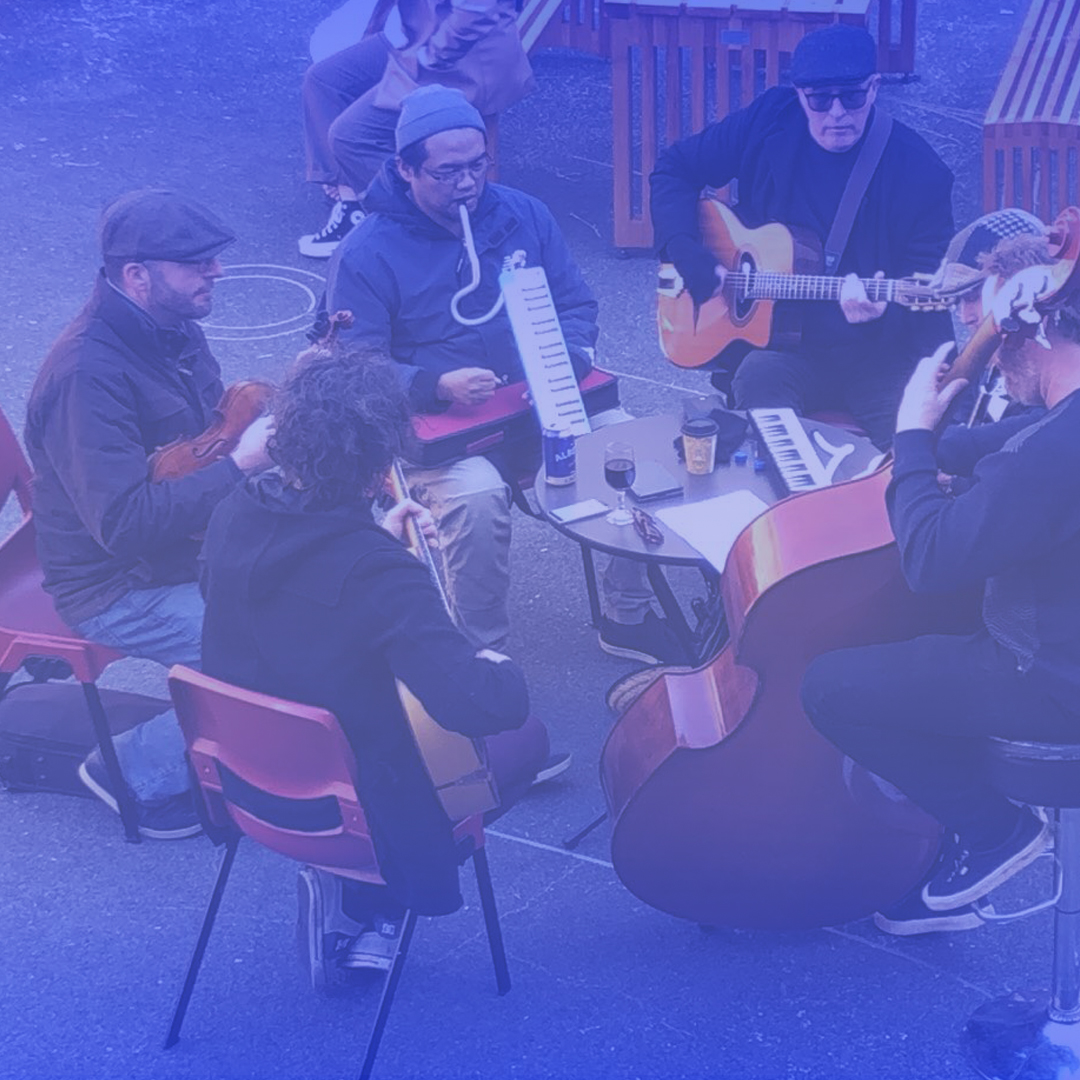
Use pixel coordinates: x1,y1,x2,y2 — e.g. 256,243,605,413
148,310,357,482
600,208,1080,930
149,380,274,482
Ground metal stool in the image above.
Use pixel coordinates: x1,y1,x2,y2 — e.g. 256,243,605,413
965,737,1080,1080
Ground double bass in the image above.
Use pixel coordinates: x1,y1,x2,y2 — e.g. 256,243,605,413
601,208,1080,931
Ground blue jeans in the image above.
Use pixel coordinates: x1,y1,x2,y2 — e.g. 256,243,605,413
75,583,203,802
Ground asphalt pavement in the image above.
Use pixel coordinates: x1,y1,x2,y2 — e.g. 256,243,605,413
0,2,1050,1078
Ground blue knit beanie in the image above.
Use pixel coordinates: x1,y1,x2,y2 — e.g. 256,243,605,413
395,86,486,153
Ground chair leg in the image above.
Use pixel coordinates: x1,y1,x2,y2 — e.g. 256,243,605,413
82,681,141,843
164,833,240,1050
472,847,511,996
359,909,417,1080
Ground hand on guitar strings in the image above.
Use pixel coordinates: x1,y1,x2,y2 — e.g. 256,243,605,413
667,235,726,306
229,414,275,474
896,342,970,433
436,367,500,406
840,271,887,324
383,498,439,546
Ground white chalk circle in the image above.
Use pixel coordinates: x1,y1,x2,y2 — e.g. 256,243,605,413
201,264,326,342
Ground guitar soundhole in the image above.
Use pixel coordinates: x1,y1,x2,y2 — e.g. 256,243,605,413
732,253,756,323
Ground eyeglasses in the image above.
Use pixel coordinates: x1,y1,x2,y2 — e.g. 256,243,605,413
800,83,874,113
631,507,664,547
420,154,492,186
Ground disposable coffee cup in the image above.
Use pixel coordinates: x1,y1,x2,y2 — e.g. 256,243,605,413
682,417,719,475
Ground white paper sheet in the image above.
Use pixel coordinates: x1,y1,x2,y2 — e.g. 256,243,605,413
656,490,770,573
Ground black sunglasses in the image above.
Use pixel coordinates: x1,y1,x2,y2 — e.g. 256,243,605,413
801,85,873,113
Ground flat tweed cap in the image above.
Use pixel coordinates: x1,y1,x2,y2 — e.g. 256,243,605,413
100,189,236,262
790,24,877,88
395,85,486,153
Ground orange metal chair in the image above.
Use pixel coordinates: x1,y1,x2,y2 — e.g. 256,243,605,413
0,406,139,839
165,665,512,1079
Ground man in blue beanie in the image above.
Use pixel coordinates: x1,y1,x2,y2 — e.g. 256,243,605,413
650,23,955,448
328,85,689,667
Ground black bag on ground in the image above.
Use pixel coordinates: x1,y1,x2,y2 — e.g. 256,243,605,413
0,681,170,797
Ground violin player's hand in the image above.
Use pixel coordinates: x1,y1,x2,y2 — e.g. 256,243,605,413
840,271,887,324
383,498,438,546
437,367,499,406
230,414,275,474
896,343,969,432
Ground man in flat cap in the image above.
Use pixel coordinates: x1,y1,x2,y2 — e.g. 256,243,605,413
25,189,272,839
328,85,687,668
650,23,955,448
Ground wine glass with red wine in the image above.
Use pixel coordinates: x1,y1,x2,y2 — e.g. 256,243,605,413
604,441,635,525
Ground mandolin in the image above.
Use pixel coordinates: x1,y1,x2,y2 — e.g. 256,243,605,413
657,200,961,370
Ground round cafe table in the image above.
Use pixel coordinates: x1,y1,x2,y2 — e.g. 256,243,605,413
533,412,881,662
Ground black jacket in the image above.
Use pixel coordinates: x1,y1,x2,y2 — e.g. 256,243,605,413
200,476,529,914
888,392,1080,700
326,164,597,413
650,87,955,365
25,274,241,625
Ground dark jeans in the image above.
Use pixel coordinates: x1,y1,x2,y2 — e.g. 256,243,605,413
802,632,1080,848
731,347,914,450
302,35,396,191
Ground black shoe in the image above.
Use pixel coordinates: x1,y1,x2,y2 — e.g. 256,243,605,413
78,748,202,840
531,752,572,786
298,199,365,258
874,888,987,936
297,867,366,990
922,811,1050,911
598,611,693,665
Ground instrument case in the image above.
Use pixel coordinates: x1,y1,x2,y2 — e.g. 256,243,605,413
410,369,620,468
0,681,170,798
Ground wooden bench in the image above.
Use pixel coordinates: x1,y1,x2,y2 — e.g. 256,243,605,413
983,0,1080,218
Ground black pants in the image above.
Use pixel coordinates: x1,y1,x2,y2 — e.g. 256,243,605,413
731,347,913,450
802,632,1080,848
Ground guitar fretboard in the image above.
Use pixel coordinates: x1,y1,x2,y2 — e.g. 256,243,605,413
728,271,900,303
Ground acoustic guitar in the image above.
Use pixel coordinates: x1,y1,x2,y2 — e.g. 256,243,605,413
657,200,958,370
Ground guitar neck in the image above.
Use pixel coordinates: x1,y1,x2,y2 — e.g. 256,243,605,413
732,272,903,304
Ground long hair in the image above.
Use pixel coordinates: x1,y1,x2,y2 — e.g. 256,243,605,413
269,346,412,508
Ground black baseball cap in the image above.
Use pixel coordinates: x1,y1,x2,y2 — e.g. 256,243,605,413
99,189,236,263
790,24,877,88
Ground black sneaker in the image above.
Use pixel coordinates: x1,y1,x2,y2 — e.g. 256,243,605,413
297,867,366,991
298,199,365,258
598,611,693,665
77,748,202,841
531,752,572,786
874,888,987,936
342,914,403,972
922,811,1050,911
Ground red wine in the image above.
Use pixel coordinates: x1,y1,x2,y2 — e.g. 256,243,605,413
605,458,636,491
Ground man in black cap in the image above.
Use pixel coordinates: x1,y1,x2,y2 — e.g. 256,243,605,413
650,23,955,448
25,189,272,839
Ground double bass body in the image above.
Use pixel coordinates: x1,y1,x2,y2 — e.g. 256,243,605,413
600,467,978,930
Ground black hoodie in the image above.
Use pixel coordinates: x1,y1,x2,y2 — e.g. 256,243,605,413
200,474,529,914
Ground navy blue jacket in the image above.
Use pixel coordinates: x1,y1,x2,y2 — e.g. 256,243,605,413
326,163,598,412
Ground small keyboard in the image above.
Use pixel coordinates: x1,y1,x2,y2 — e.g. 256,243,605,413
749,408,829,494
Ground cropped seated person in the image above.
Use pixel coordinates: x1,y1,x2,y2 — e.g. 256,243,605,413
24,189,272,840
327,84,688,665
649,24,954,448
801,264,1080,938
299,0,534,257
200,348,552,984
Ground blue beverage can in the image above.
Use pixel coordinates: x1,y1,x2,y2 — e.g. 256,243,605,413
543,425,576,486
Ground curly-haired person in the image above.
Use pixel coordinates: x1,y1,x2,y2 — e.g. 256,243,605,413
199,348,550,989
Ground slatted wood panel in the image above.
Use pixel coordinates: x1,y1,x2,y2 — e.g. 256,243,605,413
983,0,1080,216
526,0,610,54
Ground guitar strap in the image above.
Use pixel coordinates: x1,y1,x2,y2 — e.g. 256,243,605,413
822,109,894,276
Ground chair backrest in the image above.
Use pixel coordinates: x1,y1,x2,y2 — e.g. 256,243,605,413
168,665,384,882
0,405,32,518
